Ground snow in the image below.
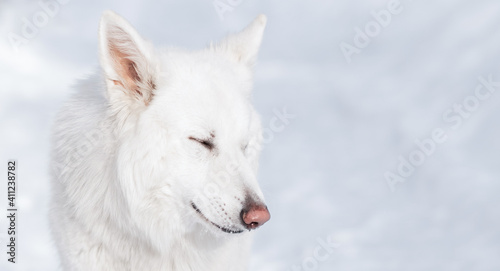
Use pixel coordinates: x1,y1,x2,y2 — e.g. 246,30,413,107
1,0,500,270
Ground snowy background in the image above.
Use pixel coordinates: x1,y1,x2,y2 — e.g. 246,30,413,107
1,0,500,270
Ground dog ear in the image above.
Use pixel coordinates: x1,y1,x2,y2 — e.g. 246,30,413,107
219,14,267,66
99,11,157,106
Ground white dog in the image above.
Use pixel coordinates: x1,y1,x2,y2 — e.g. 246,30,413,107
50,11,270,271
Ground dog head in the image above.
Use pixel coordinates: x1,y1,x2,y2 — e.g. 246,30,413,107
98,11,270,245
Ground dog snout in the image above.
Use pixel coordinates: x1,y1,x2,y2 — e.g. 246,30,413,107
240,204,270,230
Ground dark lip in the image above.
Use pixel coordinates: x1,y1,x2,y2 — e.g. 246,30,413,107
191,202,244,234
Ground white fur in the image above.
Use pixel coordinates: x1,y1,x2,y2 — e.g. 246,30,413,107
50,11,268,271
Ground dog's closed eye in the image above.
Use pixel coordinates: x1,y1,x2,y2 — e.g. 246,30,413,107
242,143,248,152
189,137,214,151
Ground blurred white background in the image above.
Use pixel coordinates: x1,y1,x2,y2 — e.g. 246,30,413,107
1,0,500,270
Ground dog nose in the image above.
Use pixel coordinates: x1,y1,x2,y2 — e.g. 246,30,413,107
240,205,270,230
